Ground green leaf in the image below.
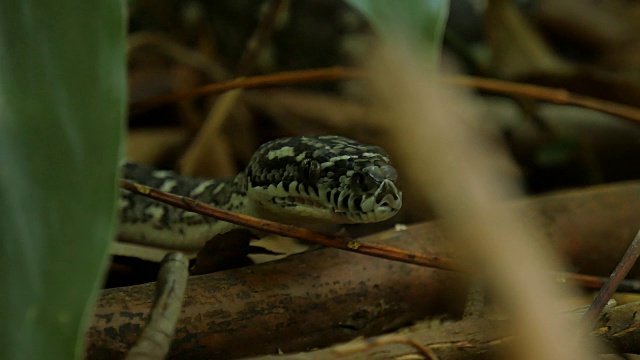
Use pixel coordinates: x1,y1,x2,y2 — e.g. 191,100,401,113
0,1,125,359
346,0,450,67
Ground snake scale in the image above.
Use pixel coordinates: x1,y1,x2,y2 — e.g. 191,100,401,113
115,135,402,263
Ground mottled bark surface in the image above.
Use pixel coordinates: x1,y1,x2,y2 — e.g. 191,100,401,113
88,221,463,359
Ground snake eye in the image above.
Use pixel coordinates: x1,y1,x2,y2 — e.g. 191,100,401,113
301,158,321,183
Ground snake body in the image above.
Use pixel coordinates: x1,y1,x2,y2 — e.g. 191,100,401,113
115,135,402,262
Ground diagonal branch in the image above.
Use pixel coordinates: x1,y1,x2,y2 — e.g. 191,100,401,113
582,228,640,328
119,179,640,293
120,179,463,271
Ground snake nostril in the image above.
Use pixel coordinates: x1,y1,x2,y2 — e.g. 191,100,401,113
380,164,398,182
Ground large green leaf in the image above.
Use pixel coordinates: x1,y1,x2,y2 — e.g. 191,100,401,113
0,1,125,359
346,0,449,67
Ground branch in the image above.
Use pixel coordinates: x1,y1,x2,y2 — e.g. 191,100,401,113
120,179,463,272
129,67,640,123
120,179,640,292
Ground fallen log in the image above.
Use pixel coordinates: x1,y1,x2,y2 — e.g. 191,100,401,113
86,181,640,359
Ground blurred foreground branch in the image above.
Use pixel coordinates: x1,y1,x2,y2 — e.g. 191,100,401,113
368,43,598,359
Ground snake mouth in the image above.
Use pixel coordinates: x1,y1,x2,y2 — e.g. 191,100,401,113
250,178,402,224
270,188,402,224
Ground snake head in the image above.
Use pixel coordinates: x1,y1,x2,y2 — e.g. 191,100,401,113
245,135,402,225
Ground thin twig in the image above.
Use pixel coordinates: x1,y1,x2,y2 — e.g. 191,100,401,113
125,252,189,360
582,229,640,328
556,272,640,294
128,67,362,114
129,67,640,123
443,76,640,123
119,179,640,294
120,179,463,271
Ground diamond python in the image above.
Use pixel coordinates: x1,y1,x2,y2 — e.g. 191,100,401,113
115,135,402,263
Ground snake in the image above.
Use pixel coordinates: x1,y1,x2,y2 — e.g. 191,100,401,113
114,135,402,263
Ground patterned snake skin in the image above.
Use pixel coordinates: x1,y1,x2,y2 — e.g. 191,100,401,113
115,135,402,262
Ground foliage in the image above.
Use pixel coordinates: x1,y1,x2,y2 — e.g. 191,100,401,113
0,1,125,358
346,0,450,67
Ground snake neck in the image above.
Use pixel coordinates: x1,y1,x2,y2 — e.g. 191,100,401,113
117,163,249,257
